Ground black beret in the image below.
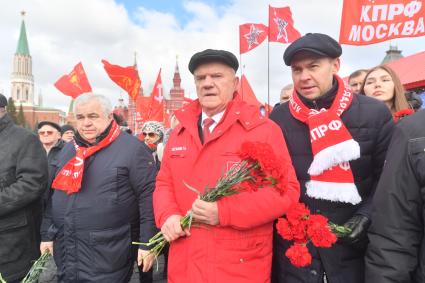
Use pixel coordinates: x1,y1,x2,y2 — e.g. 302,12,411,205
188,49,239,74
0,93,7,108
61,124,75,135
283,33,342,66
38,121,61,132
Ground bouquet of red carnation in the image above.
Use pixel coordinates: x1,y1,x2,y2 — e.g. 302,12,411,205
276,202,351,267
133,141,290,260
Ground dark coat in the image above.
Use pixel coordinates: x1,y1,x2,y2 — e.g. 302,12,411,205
42,139,66,211
41,131,157,283
0,114,48,282
269,85,394,283
366,110,425,283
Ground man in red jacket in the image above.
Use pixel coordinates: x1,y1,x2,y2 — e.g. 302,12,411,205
153,49,300,283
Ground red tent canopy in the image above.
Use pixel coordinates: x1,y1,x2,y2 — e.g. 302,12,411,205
387,51,425,90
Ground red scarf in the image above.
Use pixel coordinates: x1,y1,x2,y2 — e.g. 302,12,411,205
393,108,414,123
289,75,361,204
52,121,121,195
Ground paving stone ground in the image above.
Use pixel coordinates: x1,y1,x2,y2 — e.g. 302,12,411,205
39,255,167,283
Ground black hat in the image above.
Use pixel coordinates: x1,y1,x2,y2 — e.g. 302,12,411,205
61,124,75,135
38,121,61,132
0,94,7,108
283,33,342,66
188,49,239,74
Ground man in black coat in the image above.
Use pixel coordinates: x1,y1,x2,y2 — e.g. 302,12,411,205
0,93,48,282
40,93,158,282
37,120,66,211
366,110,425,282
270,33,394,283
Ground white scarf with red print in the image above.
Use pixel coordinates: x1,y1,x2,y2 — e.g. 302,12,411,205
289,75,361,204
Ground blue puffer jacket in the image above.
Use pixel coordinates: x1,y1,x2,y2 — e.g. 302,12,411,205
269,80,394,283
41,131,157,282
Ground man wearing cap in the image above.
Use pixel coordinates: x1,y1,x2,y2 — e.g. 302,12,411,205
269,33,394,282
61,124,75,142
38,121,62,154
0,94,48,282
37,121,67,211
153,49,300,282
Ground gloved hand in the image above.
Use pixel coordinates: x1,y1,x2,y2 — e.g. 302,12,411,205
338,215,371,245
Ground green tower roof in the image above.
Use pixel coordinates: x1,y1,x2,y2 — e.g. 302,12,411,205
16,20,30,55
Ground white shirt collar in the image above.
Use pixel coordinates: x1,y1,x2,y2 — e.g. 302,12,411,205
201,110,225,132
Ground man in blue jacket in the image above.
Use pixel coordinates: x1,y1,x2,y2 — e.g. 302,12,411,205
40,93,157,282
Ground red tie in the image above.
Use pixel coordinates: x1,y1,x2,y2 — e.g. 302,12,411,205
202,118,215,143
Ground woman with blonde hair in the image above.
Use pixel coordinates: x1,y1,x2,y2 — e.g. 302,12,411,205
361,65,413,122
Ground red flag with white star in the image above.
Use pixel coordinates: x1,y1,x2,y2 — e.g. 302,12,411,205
54,62,92,98
102,59,141,101
239,23,268,54
147,69,164,122
268,6,301,43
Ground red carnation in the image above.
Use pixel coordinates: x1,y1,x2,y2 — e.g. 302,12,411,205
276,218,293,241
285,243,312,268
307,215,337,248
286,203,310,226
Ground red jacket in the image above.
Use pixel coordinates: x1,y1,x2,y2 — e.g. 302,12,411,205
154,98,300,283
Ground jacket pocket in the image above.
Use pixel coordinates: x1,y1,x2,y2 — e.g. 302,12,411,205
214,229,271,264
0,210,31,265
89,224,132,272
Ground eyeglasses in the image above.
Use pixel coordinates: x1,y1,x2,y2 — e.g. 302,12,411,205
143,132,157,138
38,131,54,136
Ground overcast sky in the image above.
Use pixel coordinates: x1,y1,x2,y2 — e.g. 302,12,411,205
0,0,424,112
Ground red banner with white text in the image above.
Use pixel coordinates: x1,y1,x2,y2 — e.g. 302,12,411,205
339,0,425,45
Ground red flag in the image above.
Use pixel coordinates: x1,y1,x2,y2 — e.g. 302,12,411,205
238,74,262,108
147,69,164,122
102,59,141,101
239,23,268,54
54,62,92,98
268,6,301,43
135,96,151,124
339,0,425,45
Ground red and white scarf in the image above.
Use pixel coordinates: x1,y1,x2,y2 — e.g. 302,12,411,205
289,75,361,204
52,121,121,195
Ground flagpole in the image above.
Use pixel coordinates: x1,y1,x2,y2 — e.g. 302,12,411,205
240,56,244,101
267,32,270,115
239,25,244,101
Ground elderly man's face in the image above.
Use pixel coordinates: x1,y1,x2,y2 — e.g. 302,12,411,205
75,99,112,143
291,52,340,100
194,62,239,116
62,130,75,142
38,125,61,146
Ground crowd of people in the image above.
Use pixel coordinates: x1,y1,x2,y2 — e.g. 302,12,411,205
0,32,424,283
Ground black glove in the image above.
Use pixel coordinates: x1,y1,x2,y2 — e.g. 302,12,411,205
338,215,371,245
